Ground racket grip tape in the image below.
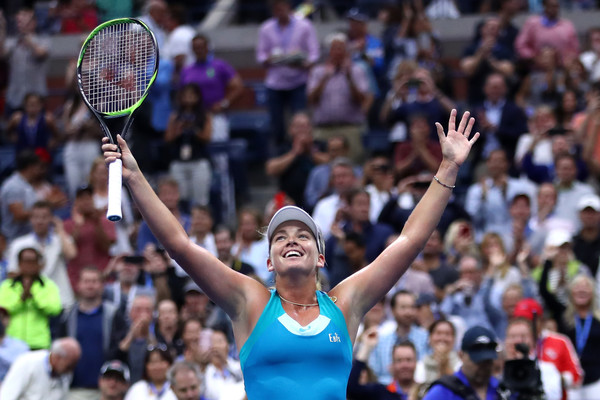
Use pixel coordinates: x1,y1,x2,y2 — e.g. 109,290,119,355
106,159,123,222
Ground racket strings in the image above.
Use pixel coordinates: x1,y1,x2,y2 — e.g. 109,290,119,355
81,21,156,114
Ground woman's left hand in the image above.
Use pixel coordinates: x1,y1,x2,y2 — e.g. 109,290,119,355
436,109,479,168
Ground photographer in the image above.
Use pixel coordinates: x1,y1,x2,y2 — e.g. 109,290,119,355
503,318,562,400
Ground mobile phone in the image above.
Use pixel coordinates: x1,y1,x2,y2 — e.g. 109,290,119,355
123,255,145,265
547,127,570,136
413,180,430,189
407,78,422,88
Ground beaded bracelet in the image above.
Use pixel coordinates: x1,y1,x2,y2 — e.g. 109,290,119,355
433,175,455,190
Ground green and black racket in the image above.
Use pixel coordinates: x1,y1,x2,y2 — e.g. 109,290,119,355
77,18,159,221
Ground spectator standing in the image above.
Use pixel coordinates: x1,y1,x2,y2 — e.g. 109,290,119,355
307,32,371,163
103,255,155,317
180,34,244,142
6,92,58,154
580,27,600,83
515,0,579,67
7,201,76,308
0,246,61,349
163,5,196,79
155,299,184,358
138,0,168,51
256,0,320,147
98,360,131,400
110,294,157,384
369,290,429,384
461,18,516,106
464,149,536,242
0,337,81,400
165,83,212,208
311,157,359,240
0,8,50,114
59,266,118,400
265,112,327,208
440,255,493,331
472,73,528,162
64,186,116,288
0,150,42,241
552,154,595,228
60,83,104,199
572,195,600,277
303,135,356,212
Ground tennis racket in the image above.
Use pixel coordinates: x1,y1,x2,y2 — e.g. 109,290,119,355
77,18,159,221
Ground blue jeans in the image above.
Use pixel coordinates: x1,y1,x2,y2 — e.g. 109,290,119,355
267,84,307,146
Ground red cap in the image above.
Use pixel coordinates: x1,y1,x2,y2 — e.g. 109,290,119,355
512,298,543,320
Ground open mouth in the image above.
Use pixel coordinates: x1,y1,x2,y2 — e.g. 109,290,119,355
284,250,302,258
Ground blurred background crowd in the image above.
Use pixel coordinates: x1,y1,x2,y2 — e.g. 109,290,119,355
1,0,600,399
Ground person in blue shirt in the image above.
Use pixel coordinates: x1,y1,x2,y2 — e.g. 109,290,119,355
423,325,500,400
102,109,479,400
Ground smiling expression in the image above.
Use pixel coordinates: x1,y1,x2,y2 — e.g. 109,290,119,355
268,221,324,273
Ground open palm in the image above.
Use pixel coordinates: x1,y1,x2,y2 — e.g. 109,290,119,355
436,109,480,167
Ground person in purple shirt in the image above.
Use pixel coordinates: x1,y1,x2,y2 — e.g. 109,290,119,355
180,34,244,141
307,32,372,163
256,0,320,148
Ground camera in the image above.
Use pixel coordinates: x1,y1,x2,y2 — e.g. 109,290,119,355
498,344,545,400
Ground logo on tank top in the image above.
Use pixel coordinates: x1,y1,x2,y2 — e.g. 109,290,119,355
329,333,341,343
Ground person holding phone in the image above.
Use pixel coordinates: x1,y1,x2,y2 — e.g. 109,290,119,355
102,109,478,399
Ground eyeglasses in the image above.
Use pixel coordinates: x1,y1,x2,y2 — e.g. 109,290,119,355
147,343,168,353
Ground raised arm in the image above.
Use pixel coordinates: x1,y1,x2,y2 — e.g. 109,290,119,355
332,110,479,333
102,136,265,321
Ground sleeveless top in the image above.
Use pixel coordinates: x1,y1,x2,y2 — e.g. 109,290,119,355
240,289,353,400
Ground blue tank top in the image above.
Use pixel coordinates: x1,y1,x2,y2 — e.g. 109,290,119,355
240,289,353,400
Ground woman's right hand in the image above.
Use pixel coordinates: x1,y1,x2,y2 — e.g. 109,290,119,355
102,135,141,183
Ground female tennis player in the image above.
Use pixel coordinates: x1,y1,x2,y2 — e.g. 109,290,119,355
102,109,479,400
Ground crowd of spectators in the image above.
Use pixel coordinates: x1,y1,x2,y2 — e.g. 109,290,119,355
1,0,600,399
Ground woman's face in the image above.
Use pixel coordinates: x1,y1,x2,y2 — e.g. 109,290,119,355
239,212,259,240
91,162,108,186
268,221,322,274
146,351,170,383
182,320,201,345
562,91,577,113
571,279,594,308
430,322,455,350
181,88,199,108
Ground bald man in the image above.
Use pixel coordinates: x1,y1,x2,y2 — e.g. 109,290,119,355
0,337,81,399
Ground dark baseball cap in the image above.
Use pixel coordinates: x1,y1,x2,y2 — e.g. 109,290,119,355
100,360,130,382
461,326,498,362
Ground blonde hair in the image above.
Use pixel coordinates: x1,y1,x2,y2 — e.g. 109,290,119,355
564,275,600,328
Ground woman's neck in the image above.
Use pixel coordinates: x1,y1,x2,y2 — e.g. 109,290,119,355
575,305,591,318
151,378,166,388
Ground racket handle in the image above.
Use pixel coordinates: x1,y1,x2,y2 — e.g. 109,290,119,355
106,159,123,222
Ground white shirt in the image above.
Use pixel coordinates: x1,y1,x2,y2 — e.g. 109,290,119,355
204,359,245,400
540,360,562,400
124,380,177,400
7,232,75,308
163,25,196,66
191,232,218,257
231,238,270,283
0,350,70,400
312,193,342,240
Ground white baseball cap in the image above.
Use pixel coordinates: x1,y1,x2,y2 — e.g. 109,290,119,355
545,229,572,247
577,194,600,212
266,206,324,254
